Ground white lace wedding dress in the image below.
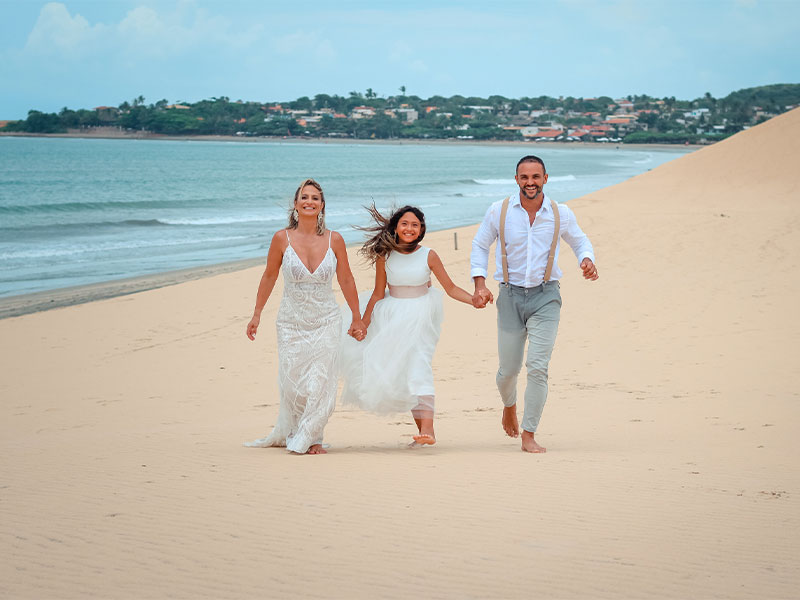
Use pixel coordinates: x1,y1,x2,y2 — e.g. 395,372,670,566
244,231,342,453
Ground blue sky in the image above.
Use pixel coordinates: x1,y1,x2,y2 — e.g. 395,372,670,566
1,0,799,119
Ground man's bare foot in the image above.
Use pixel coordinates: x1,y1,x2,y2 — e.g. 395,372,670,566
520,430,546,453
412,433,436,445
407,440,430,448
306,444,327,455
502,405,519,438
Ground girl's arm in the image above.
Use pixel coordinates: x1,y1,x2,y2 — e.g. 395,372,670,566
246,230,286,340
428,249,474,305
361,257,387,328
331,232,366,338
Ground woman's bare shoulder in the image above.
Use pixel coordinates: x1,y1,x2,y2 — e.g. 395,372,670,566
270,228,290,250
328,230,346,248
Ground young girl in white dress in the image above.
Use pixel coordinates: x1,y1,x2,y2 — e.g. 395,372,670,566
340,205,476,446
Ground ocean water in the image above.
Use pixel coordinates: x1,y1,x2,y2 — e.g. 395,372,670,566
0,137,691,297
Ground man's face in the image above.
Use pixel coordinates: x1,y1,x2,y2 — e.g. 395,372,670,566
515,161,548,201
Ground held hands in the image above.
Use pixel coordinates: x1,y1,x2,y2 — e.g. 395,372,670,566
580,258,599,281
246,315,260,340
472,287,494,309
348,317,367,342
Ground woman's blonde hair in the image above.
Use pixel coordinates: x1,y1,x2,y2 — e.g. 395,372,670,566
288,178,326,235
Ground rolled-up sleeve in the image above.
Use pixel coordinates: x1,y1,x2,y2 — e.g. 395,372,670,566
561,205,595,264
470,204,499,280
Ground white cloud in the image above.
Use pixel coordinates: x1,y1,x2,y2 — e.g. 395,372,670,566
25,3,103,55
118,6,166,39
23,2,265,61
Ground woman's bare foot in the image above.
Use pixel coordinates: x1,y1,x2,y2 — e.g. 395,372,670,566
306,444,327,455
412,433,436,445
502,405,519,438
520,430,546,453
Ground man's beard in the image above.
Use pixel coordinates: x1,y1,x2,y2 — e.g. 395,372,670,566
522,186,540,199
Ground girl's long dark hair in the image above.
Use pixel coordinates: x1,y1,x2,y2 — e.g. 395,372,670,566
358,204,426,264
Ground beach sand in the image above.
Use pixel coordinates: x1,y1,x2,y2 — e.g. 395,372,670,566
1,109,798,598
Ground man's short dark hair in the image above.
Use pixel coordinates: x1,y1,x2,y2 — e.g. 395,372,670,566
516,155,547,174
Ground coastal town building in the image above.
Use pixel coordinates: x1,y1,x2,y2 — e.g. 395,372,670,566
350,106,376,119
395,108,418,122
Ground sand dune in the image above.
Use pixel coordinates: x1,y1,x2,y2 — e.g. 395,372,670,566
1,109,798,598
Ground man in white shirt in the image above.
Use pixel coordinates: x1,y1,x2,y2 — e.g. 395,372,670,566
470,155,598,453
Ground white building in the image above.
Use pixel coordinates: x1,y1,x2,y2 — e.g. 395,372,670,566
396,108,418,123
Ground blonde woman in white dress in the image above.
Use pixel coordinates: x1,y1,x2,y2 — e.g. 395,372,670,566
245,179,365,455
340,205,477,446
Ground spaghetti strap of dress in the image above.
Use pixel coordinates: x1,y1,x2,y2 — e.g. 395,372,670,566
328,231,332,248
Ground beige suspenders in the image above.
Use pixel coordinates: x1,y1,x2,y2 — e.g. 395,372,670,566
543,198,561,282
498,196,560,285
499,197,511,284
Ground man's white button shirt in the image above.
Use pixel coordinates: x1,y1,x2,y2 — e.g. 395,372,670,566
470,193,595,287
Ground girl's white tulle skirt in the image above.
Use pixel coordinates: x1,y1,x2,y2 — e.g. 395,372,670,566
340,289,443,414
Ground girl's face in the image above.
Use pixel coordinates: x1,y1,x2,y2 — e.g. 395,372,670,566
395,211,422,245
295,185,323,218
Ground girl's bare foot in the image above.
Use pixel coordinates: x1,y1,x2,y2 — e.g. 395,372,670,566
502,405,519,437
412,415,436,446
520,430,546,453
306,444,327,454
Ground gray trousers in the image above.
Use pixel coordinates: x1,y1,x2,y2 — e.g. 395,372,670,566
496,281,562,433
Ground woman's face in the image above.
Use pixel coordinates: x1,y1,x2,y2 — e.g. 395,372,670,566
395,211,422,244
295,185,323,218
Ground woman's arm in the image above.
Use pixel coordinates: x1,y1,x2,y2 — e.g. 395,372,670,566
428,249,474,305
331,232,367,339
361,257,387,328
246,230,286,340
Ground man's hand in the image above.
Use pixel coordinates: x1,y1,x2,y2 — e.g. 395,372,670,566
472,286,494,308
472,276,494,308
580,258,599,281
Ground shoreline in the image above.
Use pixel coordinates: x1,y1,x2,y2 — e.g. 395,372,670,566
0,226,471,319
0,256,265,320
0,129,702,152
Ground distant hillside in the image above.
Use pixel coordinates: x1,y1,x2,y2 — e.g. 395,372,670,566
2,83,798,145
723,84,800,110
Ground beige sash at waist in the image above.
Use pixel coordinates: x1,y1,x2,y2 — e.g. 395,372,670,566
388,281,431,298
